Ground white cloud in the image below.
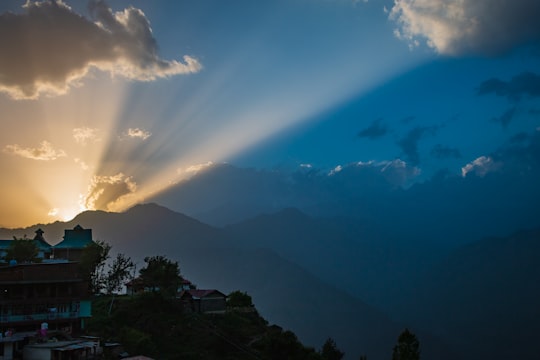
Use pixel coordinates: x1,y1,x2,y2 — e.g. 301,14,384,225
3,140,67,160
0,1,202,99
126,128,152,140
177,161,215,176
73,127,100,145
389,0,540,55
328,165,343,176
461,156,501,177
74,158,90,171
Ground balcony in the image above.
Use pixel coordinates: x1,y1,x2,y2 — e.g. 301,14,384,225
0,311,81,324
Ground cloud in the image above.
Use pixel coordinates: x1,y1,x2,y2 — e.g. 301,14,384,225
400,115,416,124
73,127,100,145
477,72,540,101
0,0,202,100
3,140,67,160
389,0,540,56
328,160,420,185
357,118,389,140
430,144,461,159
126,128,151,140
179,161,215,175
74,158,90,170
397,126,438,165
328,165,343,176
491,107,517,128
84,172,136,210
461,156,502,177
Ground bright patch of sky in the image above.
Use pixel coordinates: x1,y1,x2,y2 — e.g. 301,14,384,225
0,0,539,227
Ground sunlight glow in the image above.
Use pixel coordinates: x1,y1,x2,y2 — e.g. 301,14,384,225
0,2,429,228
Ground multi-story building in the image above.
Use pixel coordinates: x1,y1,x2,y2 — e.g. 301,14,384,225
0,226,95,359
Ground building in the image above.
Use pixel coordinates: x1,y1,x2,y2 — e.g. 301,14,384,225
0,226,96,359
51,226,94,262
0,225,94,264
178,289,227,314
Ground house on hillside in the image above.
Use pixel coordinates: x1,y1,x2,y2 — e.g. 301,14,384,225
179,289,227,314
126,277,227,314
125,278,196,295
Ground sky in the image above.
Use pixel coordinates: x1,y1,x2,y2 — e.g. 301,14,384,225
0,0,539,228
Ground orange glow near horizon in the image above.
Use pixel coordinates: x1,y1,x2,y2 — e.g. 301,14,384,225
0,48,425,229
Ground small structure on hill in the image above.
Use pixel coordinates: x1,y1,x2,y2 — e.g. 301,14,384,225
179,289,227,314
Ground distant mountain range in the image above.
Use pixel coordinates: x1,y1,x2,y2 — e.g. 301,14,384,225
2,203,539,359
2,133,539,359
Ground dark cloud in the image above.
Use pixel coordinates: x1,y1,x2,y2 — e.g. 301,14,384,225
477,72,540,101
390,0,540,56
0,0,201,99
491,107,517,128
397,126,438,165
430,144,462,159
509,132,530,144
400,116,416,124
85,173,136,210
357,118,389,140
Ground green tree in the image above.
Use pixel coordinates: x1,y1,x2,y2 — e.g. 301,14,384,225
104,253,135,295
139,255,182,296
320,338,344,360
6,236,40,263
392,328,420,360
79,240,111,294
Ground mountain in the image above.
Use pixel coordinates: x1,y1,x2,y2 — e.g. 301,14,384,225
400,227,540,360
0,204,426,360
3,203,538,359
149,135,540,248
223,207,445,313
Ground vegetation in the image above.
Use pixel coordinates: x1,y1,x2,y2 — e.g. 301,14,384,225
79,240,111,294
139,255,182,296
86,292,327,360
79,240,135,295
320,338,344,360
5,236,40,263
392,328,420,360
227,290,254,308
104,253,136,295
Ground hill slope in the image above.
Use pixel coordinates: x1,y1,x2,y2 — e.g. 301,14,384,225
1,204,417,360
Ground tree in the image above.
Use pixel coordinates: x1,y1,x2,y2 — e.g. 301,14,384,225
78,240,111,294
139,255,182,296
104,253,135,295
392,328,420,360
6,236,40,263
320,337,344,360
227,290,254,308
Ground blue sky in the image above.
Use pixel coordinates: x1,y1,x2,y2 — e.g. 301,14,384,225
0,0,539,227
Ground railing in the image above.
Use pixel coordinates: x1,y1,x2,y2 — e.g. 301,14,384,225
0,311,80,323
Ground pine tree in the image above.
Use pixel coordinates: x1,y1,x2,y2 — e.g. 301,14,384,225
392,328,420,360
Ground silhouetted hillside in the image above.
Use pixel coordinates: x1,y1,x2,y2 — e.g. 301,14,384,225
88,293,326,360
0,204,415,360
223,207,445,313
400,227,540,360
4,203,538,359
